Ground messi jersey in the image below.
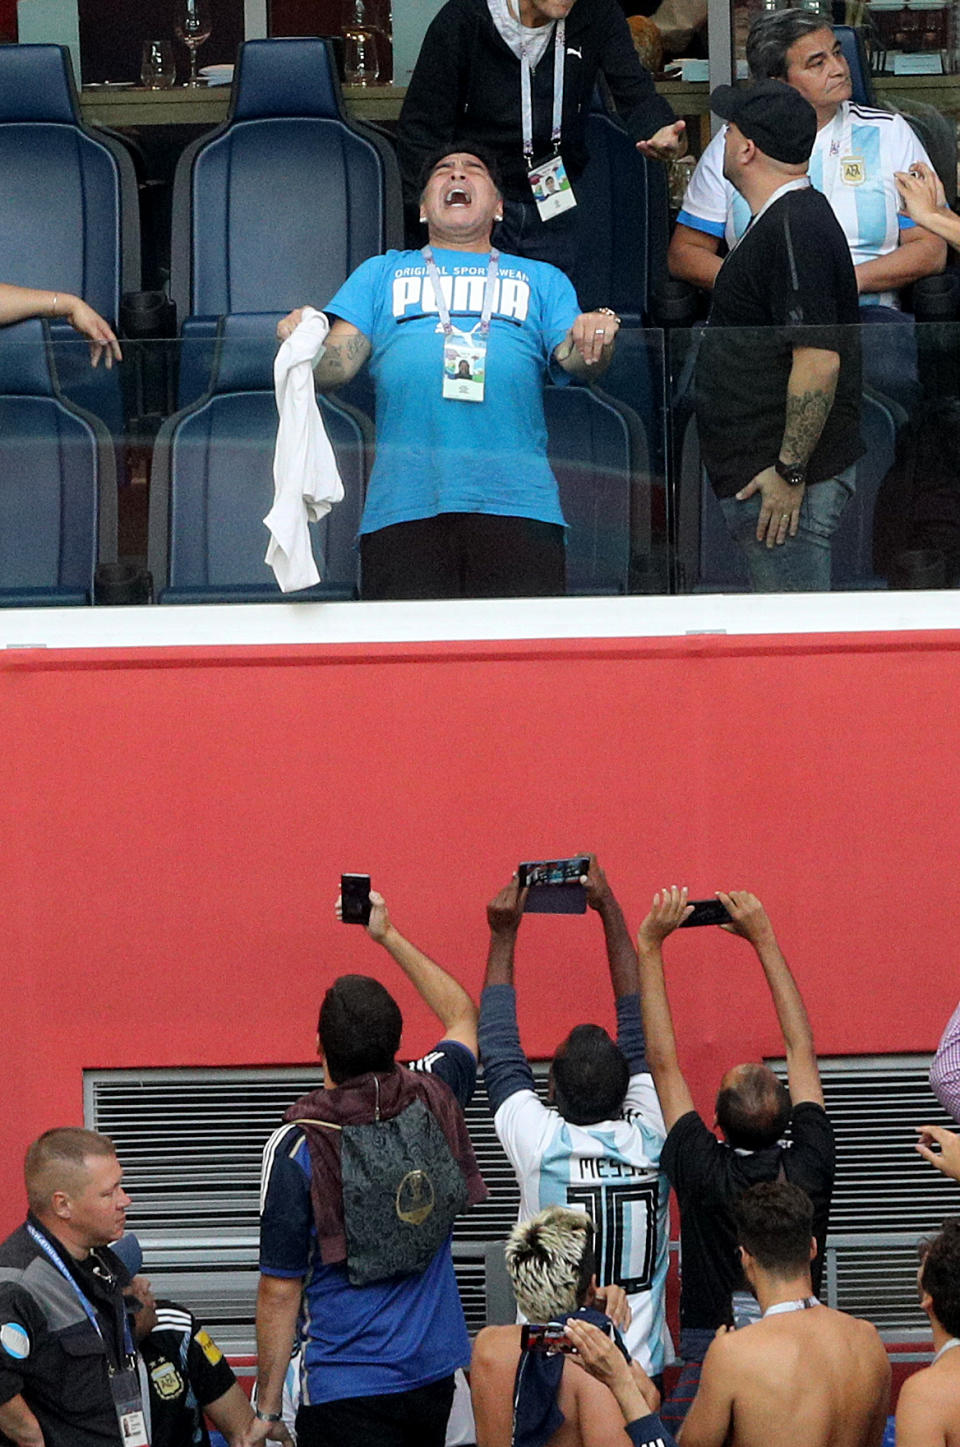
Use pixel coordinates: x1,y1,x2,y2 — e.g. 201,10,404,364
494,1074,671,1374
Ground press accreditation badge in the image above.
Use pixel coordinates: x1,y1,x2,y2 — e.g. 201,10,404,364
840,155,865,186
119,1411,149,1446
442,330,486,402
111,1370,149,1446
528,153,576,220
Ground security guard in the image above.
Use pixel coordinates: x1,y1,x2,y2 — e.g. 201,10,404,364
0,1127,144,1447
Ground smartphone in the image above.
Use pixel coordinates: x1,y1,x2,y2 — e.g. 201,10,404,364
678,898,732,928
341,873,372,926
518,856,590,914
520,1323,577,1354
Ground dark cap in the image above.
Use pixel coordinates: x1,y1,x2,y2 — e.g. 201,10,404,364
709,79,817,164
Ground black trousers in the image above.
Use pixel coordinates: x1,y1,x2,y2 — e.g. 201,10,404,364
360,512,566,600
295,1373,456,1447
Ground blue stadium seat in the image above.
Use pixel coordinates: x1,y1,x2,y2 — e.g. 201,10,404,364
0,44,139,433
570,103,671,323
544,383,650,595
148,315,369,604
171,37,403,407
676,389,900,592
0,320,118,606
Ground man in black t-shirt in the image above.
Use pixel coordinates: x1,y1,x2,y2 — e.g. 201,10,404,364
694,80,862,592
635,887,834,1432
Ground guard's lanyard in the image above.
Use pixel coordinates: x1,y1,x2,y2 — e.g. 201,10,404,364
762,1296,819,1318
27,1224,135,1368
520,17,565,163
421,246,501,338
933,1336,960,1364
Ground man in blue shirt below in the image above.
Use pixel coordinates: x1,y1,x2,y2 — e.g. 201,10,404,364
243,888,485,1447
478,855,672,1381
276,147,622,601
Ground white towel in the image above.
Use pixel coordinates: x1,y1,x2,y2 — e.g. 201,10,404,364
264,307,345,593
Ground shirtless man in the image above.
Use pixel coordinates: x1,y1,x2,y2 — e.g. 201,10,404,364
679,1182,890,1447
895,1218,960,1447
470,1206,658,1447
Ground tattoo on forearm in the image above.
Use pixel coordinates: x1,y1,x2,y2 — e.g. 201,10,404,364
781,381,837,464
313,332,370,387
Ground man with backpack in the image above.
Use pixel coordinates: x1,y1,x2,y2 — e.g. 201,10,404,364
243,890,486,1447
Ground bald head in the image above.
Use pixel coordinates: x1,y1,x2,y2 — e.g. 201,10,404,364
716,1063,791,1150
25,1128,117,1214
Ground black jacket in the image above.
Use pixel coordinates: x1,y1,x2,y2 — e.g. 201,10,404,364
0,1217,132,1446
397,0,675,209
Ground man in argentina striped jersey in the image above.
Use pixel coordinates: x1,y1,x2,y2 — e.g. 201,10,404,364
478,855,671,1381
245,889,484,1447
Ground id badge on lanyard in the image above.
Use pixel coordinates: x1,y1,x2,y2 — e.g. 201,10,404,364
422,246,500,403
522,18,576,219
443,328,487,401
111,1369,149,1446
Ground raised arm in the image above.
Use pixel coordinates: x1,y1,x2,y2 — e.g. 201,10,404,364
635,887,696,1129
717,891,822,1107
584,856,639,1000
483,878,525,989
583,855,647,1075
275,313,371,390
478,878,537,1113
363,890,477,1055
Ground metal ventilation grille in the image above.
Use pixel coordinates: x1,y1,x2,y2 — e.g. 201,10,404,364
768,1055,960,1339
84,1064,549,1353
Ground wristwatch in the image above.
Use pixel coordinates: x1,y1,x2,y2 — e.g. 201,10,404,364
775,458,806,487
254,1408,283,1423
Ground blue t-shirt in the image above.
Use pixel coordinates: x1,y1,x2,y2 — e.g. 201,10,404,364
325,248,579,535
259,1041,477,1406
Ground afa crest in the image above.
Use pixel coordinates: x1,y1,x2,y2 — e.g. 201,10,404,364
841,156,865,186
150,1360,184,1400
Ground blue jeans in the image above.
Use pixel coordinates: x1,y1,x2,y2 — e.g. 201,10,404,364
718,467,855,592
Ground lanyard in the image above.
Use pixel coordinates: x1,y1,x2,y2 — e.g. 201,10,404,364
27,1224,135,1366
421,247,500,338
520,17,565,162
762,1296,819,1318
933,1336,960,1365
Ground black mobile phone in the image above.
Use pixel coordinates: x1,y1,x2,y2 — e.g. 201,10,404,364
341,873,372,925
517,856,590,914
678,898,732,928
520,1323,577,1354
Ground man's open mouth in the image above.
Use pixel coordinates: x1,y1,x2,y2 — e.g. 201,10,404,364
445,187,471,206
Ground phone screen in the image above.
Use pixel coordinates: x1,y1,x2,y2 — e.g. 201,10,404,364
341,873,372,925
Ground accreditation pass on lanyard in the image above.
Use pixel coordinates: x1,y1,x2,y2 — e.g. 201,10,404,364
422,246,500,402
522,17,576,219
26,1224,150,1446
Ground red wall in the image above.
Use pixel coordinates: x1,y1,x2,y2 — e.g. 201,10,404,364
2,629,958,1234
